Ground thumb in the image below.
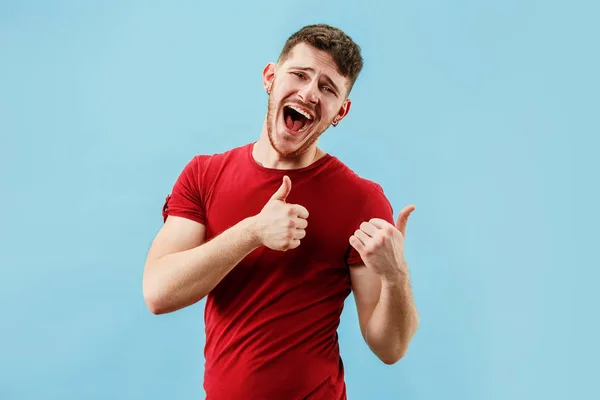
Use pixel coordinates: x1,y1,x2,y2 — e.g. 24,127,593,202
270,175,292,202
396,204,416,236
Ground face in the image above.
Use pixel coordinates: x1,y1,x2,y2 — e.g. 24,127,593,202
263,43,352,158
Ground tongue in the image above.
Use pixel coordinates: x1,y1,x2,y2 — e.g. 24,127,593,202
286,114,304,132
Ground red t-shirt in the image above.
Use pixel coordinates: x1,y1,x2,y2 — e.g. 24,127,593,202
162,143,394,399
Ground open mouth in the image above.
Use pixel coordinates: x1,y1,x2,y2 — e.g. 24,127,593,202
283,104,314,134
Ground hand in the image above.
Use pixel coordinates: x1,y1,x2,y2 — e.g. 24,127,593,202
349,205,416,281
252,176,309,251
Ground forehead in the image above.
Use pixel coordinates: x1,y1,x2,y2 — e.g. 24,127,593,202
281,43,348,85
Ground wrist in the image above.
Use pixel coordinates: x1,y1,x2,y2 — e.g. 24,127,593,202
380,266,409,289
241,216,263,248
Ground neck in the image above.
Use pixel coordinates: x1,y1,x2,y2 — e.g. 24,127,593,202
252,121,324,170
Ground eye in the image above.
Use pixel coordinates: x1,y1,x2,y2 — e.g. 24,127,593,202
321,85,337,96
292,72,305,79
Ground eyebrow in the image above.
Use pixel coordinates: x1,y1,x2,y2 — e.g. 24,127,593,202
290,66,341,95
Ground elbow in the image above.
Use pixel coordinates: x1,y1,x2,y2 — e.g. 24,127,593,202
143,278,169,315
143,289,167,315
142,276,206,315
145,298,165,315
379,345,409,365
381,330,419,365
380,314,420,365
377,328,418,365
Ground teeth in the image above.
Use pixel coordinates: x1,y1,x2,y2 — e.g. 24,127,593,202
289,105,312,120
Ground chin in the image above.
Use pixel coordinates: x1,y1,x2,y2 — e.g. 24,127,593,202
269,129,306,158
271,127,326,159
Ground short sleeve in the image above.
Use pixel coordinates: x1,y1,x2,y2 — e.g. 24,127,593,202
162,156,206,225
346,184,395,266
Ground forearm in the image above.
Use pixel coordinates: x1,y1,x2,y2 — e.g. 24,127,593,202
365,272,419,364
143,217,260,314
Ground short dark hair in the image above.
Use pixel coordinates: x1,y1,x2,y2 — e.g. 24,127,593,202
278,24,364,94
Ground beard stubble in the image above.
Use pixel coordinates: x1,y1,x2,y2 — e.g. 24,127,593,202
266,81,331,159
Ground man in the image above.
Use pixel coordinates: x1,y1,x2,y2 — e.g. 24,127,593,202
143,24,419,399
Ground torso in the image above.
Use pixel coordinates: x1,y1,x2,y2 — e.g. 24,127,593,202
166,143,394,399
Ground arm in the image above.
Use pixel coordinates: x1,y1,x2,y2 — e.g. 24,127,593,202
350,262,419,364
143,175,308,315
348,204,419,364
142,215,259,315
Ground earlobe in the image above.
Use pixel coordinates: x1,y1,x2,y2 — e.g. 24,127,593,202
333,99,352,126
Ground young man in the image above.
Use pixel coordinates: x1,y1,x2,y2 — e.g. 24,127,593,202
143,24,419,399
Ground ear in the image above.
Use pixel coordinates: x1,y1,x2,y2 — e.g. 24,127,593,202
334,99,352,124
262,62,276,93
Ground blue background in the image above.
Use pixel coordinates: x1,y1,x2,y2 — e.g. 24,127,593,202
2,1,598,399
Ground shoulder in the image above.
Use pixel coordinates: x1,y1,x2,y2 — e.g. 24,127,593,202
326,155,386,198
325,155,393,216
184,142,252,173
326,156,395,225
164,143,252,218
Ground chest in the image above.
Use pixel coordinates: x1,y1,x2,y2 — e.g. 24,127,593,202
203,177,360,268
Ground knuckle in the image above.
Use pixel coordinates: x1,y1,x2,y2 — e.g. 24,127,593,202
365,242,377,253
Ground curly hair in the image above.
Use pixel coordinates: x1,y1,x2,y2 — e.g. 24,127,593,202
278,24,364,94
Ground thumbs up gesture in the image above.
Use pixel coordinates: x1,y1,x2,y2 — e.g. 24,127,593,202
252,176,310,251
349,205,416,281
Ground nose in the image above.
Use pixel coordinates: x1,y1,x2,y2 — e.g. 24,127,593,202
297,81,319,105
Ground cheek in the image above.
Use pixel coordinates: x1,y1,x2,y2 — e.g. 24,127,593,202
323,104,340,121
274,78,297,95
